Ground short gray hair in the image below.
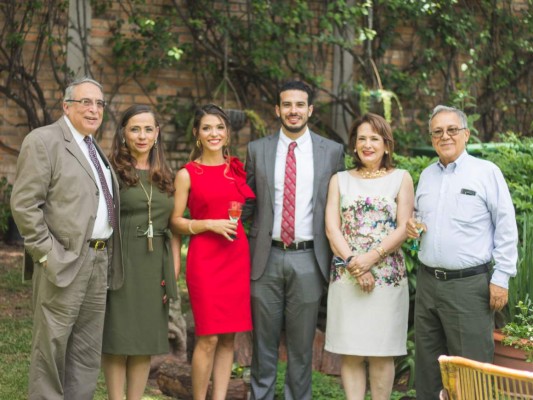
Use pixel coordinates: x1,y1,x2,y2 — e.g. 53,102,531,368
63,77,103,102
428,105,468,131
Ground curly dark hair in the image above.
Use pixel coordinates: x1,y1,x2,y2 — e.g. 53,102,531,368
109,104,175,195
348,113,395,170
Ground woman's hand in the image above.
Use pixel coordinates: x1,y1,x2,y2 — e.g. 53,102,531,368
347,252,378,277
356,272,375,293
207,219,238,241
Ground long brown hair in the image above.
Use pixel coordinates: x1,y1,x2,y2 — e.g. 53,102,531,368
188,104,232,173
110,104,175,195
348,113,395,170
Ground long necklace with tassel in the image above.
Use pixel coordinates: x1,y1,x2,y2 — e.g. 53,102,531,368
138,177,154,252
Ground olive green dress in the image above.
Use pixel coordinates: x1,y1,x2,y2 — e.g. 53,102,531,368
103,170,177,355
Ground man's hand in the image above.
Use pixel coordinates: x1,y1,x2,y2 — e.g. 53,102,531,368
489,283,508,311
406,217,425,239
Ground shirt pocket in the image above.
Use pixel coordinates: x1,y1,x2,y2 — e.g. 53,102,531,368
451,193,488,223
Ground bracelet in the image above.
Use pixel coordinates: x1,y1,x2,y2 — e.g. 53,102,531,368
345,255,354,265
188,220,196,235
374,246,387,260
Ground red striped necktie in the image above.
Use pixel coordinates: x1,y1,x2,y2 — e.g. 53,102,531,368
281,142,297,246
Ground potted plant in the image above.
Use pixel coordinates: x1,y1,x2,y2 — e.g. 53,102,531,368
493,213,533,372
498,299,533,358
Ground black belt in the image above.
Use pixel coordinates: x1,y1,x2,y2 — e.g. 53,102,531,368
88,239,108,250
423,263,490,281
271,240,314,251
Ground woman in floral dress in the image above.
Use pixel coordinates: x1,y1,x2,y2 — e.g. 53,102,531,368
324,113,414,400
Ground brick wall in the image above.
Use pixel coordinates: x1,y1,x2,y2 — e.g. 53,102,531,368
1,0,529,184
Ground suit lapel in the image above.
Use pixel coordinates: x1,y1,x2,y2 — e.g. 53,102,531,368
311,132,326,208
264,132,279,209
60,117,98,186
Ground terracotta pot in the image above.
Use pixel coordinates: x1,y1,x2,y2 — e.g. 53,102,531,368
493,329,533,372
493,330,533,398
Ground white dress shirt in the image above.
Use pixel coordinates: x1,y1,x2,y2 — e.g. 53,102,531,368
65,117,114,240
272,129,314,242
416,151,518,288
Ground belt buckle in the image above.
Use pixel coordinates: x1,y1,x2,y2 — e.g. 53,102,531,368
93,240,106,250
434,269,447,280
283,242,288,250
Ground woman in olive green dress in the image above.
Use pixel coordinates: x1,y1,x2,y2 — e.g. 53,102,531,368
102,105,180,400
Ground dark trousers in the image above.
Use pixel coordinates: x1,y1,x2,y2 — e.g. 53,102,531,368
414,267,494,400
250,248,324,400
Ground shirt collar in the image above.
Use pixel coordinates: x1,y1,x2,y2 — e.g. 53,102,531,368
64,115,93,145
437,150,468,172
279,127,311,147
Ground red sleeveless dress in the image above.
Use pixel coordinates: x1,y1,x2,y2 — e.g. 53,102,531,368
184,158,255,335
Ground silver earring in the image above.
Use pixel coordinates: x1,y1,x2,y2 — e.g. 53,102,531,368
122,138,125,145
154,139,158,145
385,150,389,155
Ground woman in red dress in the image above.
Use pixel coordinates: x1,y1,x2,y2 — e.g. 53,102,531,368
171,104,255,400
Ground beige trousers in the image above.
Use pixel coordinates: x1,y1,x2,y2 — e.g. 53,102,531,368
28,247,108,400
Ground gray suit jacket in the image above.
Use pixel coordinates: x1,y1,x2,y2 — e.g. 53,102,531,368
10,116,123,289
244,131,345,282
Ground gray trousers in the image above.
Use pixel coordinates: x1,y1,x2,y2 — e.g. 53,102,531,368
28,247,108,400
250,247,324,400
414,267,494,400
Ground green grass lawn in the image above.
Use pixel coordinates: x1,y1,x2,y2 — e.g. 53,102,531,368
0,245,172,400
0,243,416,399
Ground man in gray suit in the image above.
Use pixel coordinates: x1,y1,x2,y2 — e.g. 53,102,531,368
245,81,345,400
10,77,123,400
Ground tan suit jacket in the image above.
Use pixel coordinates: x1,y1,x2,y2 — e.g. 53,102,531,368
10,116,123,289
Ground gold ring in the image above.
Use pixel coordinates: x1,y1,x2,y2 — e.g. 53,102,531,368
355,268,360,274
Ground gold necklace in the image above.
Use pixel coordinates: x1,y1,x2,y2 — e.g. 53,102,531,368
358,168,387,179
138,177,154,252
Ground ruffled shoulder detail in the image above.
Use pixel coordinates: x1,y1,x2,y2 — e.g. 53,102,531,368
229,157,256,199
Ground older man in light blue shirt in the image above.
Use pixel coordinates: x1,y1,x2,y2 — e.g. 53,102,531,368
407,105,518,399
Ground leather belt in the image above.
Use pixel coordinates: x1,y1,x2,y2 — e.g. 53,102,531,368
423,263,490,281
88,239,108,250
271,240,314,251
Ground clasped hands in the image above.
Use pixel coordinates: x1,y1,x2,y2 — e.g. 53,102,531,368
346,253,375,293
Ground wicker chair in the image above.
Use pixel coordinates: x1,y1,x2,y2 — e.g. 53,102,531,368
439,355,533,399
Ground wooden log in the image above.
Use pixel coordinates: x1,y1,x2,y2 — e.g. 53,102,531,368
157,359,250,400
157,360,193,399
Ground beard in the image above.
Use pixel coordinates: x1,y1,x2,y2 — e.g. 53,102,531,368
280,115,308,134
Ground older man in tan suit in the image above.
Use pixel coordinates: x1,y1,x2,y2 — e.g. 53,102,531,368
10,77,123,400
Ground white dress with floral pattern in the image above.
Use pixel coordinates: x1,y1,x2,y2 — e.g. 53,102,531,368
325,169,409,356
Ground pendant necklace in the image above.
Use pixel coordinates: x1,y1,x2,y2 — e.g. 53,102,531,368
138,177,154,252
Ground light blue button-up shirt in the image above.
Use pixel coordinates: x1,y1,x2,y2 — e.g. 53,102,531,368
416,151,518,288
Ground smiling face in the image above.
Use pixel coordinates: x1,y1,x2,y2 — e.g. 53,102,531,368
195,114,228,154
430,111,470,166
123,112,159,162
354,122,387,169
276,89,313,138
63,82,104,136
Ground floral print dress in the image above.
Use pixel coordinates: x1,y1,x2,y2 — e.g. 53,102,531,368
325,169,409,356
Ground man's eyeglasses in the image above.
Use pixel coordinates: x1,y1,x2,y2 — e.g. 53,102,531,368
429,127,466,138
65,98,106,109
